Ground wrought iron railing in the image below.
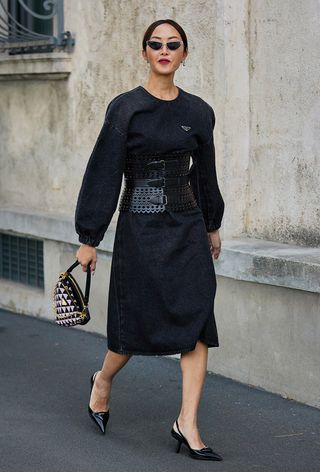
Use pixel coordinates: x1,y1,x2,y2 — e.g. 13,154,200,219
0,0,75,54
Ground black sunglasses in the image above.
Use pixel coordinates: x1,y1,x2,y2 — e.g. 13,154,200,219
146,40,182,51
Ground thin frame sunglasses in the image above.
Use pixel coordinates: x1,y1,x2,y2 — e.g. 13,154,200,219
146,40,182,51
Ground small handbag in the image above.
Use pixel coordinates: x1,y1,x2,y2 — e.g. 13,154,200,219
52,260,91,327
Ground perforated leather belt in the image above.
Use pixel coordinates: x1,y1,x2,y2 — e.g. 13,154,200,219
119,152,198,213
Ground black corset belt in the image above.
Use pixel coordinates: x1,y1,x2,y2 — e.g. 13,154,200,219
118,151,198,213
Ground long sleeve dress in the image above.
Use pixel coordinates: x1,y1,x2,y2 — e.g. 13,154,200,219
75,85,225,356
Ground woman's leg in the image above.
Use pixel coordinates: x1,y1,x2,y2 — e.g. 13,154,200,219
174,340,209,449
89,349,132,412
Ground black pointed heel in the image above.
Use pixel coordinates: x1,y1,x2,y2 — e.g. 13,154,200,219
88,371,110,434
170,418,223,461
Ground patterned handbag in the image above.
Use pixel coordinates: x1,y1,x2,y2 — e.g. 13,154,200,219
52,260,91,327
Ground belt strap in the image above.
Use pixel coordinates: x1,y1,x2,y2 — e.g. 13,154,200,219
144,159,181,170
124,175,189,188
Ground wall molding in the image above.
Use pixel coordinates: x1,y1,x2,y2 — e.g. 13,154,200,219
1,207,320,293
0,52,72,80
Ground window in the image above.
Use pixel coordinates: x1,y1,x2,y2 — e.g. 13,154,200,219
0,0,75,54
8,0,54,54
0,233,44,288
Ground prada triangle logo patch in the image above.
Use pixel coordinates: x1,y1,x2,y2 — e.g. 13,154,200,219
181,125,191,131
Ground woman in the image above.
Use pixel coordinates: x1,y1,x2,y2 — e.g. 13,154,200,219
75,19,224,461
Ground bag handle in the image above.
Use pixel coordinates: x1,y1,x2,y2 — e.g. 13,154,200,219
66,260,91,305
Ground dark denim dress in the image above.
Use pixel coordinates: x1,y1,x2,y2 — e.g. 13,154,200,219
75,86,224,356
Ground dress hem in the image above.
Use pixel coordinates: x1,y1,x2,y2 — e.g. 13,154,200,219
107,338,219,356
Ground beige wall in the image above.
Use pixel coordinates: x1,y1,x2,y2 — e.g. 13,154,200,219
1,1,318,246
247,0,320,246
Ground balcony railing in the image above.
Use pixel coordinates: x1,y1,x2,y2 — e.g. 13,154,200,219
0,0,75,54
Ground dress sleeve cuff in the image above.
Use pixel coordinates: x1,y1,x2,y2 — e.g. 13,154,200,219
206,221,222,232
78,235,100,247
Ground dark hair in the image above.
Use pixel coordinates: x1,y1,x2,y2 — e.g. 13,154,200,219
142,19,188,52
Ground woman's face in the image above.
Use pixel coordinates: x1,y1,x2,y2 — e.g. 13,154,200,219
142,23,187,76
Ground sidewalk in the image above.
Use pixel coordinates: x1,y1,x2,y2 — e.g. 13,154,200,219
1,308,319,472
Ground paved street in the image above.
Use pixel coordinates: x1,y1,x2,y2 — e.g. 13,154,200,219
1,308,319,472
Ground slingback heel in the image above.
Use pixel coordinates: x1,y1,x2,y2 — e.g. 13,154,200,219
171,418,223,461
88,371,110,434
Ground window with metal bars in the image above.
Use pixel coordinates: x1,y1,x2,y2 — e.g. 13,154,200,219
0,233,44,288
8,0,54,54
0,0,75,54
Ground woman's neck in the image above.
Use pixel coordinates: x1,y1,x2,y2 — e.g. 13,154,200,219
143,78,178,100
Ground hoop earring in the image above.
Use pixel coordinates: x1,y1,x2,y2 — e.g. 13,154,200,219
182,60,186,66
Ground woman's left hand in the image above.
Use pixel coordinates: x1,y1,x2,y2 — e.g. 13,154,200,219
208,230,222,260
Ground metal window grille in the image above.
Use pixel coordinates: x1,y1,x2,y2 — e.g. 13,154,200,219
0,0,75,54
0,233,44,288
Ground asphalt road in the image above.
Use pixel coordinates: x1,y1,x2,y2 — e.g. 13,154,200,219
1,308,319,472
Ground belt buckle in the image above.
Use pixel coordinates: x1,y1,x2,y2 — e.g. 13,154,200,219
149,194,168,205
158,159,165,170
146,159,165,170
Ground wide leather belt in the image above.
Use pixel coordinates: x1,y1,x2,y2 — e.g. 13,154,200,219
119,152,198,213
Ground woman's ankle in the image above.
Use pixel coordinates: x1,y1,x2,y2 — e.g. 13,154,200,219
97,370,113,384
177,411,199,427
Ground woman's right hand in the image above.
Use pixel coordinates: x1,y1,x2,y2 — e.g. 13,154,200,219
76,244,97,274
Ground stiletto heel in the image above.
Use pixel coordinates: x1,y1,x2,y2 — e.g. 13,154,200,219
175,438,182,453
88,371,110,434
170,418,223,461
